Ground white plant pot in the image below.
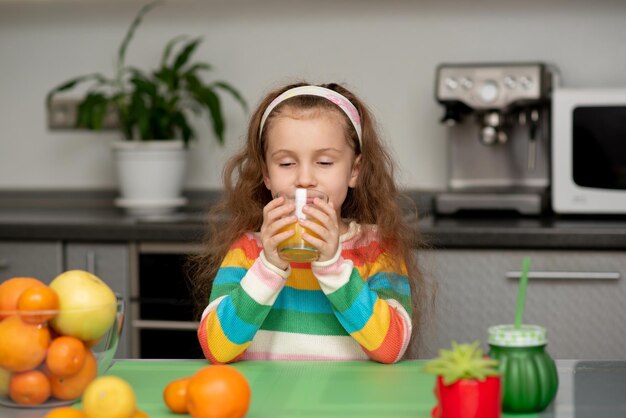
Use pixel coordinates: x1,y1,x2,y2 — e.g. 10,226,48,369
112,141,189,216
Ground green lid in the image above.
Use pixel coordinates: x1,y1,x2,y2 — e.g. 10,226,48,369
488,324,547,347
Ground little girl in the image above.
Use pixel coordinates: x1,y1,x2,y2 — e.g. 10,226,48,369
190,82,428,364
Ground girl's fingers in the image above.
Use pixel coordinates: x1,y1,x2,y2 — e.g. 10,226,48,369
315,197,336,217
265,201,295,225
303,202,338,240
266,215,297,237
264,227,294,258
270,229,295,245
264,195,284,214
301,221,338,249
261,197,298,245
302,205,331,227
301,231,337,261
299,218,325,237
301,232,325,249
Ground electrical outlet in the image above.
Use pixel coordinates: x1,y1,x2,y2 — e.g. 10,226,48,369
47,97,118,130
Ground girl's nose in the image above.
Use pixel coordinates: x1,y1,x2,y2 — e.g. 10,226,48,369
296,165,316,188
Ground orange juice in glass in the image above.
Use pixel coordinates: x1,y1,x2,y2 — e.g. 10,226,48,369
275,188,328,262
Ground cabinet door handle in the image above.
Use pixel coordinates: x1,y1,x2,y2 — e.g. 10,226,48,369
0,258,8,270
506,271,620,280
132,319,199,330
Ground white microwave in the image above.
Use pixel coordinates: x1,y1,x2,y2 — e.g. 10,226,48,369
552,88,626,214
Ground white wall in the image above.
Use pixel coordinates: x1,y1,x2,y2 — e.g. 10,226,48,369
2,0,626,191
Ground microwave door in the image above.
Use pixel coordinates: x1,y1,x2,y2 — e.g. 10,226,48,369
573,106,626,191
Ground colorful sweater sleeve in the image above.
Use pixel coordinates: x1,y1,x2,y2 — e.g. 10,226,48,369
197,236,289,364
311,244,412,364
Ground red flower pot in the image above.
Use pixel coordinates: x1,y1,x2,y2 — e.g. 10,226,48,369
432,375,501,418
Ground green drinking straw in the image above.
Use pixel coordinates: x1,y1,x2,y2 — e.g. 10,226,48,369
514,256,532,329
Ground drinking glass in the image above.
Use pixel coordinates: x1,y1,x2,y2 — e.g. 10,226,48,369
275,188,328,262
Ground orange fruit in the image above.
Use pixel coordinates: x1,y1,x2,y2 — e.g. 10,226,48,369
163,376,191,413
17,285,59,324
0,367,10,396
0,315,50,372
9,369,51,405
82,375,137,418
49,350,97,400
130,410,150,418
44,407,88,418
84,336,103,349
186,365,251,418
0,277,47,319
46,336,87,377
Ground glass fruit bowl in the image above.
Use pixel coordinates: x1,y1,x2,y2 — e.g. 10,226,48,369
0,296,124,408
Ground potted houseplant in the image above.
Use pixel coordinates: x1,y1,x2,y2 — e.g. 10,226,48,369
423,341,501,418
46,0,246,216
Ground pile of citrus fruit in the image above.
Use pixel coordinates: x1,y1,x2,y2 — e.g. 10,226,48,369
0,271,118,406
163,365,251,418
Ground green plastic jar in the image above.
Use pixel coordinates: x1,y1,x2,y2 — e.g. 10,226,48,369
488,324,559,413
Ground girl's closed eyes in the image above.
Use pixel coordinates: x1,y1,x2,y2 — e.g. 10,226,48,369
276,160,333,167
272,150,338,168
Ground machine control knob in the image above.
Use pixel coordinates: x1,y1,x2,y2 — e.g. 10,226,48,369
459,77,473,89
478,80,499,103
444,77,459,90
503,76,517,89
497,130,508,144
484,111,501,127
480,125,498,145
519,76,533,89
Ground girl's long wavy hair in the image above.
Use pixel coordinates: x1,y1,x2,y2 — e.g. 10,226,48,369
188,82,432,358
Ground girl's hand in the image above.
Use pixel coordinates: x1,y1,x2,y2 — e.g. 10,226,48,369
260,196,296,270
300,198,340,263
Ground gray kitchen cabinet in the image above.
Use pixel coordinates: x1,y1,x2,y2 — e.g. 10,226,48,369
64,242,131,358
0,241,63,281
417,249,626,360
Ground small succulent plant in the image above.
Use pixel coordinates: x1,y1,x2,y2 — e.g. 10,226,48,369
423,341,499,385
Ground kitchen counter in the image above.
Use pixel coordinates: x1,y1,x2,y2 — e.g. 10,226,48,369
4,207,626,249
0,207,207,242
1,359,624,418
3,190,626,249
419,214,626,249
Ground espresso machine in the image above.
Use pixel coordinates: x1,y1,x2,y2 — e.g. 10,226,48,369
434,63,556,215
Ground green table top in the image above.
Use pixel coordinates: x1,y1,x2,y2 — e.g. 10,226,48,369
105,360,540,418
7,359,624,418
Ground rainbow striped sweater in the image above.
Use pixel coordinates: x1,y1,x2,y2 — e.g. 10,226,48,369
197,221,413,364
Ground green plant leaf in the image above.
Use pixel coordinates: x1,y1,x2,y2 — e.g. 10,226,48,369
423,341,499,385
130,90,150,139
195,86,224,144
173,37,202,73
130,75,158,98
183,63,212,77
90,102,109,130
154,67,177,91
46,73,111,107
76,92,110,130
212,81,248,112
172,111,193,146
118,0,163,74
161,35,188,68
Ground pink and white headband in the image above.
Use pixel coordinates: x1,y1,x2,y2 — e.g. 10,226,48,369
258,85,363,148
